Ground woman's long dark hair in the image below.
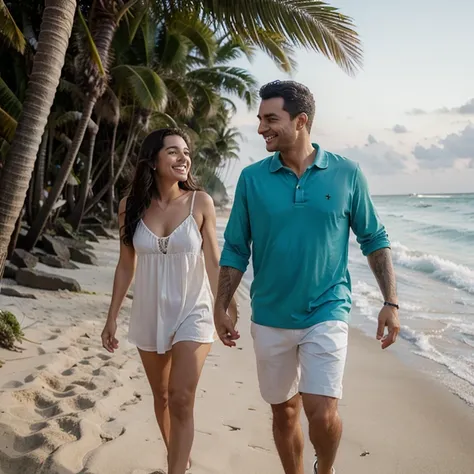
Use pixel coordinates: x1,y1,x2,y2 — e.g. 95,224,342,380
121,128,201,246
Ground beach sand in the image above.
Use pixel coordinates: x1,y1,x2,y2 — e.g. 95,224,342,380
1,236,474,473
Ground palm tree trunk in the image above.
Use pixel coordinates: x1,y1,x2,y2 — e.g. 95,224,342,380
7,208,25,259
25,168,34,225
23,96,97,250
33,129,48,215
46,121,54,184
0,0,76,278
107,119,119,220
92,156,109,188
68,116,101,229
84,124,137,216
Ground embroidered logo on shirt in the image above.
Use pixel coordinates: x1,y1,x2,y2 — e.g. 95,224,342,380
326,194,331,200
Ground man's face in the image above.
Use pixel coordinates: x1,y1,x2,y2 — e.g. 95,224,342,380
257,97,305,152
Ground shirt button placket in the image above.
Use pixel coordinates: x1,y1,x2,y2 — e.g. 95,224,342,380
295,183,304,203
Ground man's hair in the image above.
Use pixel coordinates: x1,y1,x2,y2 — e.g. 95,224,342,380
259,80,315,131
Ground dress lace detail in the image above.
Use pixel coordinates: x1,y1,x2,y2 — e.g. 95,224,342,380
157,236,170,254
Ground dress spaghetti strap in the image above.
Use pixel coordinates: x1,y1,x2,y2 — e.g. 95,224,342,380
190,191,197,215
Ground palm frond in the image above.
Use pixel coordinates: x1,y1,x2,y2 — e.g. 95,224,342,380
118,104,136,124
186,79,220,118
0,136,10,161
55,111,99,134
168,12,217,63
0,106,18,142
253,29,297,73
0,76,22,119
156,31,190,70
0,0,26,54
112,65,168,111
215,39,256,64
220,97,238,115
187,66,258,109
116,0,141,24
148,111,179,129
176,0,363,75
77,6,106,77
127,2,149,44
163,77,193,117
140,11,155,66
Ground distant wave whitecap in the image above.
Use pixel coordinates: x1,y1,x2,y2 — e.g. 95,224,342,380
414,194,452,199
390,241,474,295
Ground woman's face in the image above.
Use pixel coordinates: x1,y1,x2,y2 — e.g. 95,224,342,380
155,135,191,182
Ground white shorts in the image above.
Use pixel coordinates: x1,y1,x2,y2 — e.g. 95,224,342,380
250,320,349,405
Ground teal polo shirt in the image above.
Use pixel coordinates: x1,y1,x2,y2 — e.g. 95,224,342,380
219,144,391,329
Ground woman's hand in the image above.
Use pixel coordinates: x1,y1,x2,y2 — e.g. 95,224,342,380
101,318,119,353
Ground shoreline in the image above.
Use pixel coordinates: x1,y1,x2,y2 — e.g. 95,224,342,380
1,237,474,473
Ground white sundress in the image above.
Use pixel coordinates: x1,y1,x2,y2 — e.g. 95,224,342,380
128,191,216,354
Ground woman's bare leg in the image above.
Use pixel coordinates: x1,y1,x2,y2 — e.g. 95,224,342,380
138,349,172,449
167,341,211,474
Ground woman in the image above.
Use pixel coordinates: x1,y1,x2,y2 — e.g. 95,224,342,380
101,128,238,474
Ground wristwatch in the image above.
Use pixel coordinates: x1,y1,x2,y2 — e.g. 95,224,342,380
384,301,399,310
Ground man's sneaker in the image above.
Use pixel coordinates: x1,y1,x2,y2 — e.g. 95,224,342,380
313,458,335,474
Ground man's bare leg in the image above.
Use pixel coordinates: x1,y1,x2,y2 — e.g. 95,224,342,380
302,394,341,474
271,394,305,474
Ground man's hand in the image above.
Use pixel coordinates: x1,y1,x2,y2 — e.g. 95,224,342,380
376,305,400,349
214,306,240,347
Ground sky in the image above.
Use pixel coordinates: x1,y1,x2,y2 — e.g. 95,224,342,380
222,0,474,196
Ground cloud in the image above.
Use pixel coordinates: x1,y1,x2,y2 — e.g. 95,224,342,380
408,99,474,116
392,124,408,134
459,100,474,114
438,98,474,115
413,124,474,168
340,138,412,175
407,108,427,116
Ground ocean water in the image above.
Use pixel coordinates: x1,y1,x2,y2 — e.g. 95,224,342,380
216,192,474,407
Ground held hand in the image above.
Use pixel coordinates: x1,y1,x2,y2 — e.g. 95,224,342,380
228,298,239,327
101,318,119,353
214,306,240,347
376,305,400,349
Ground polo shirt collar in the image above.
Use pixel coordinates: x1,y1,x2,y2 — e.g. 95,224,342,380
269,143,328,172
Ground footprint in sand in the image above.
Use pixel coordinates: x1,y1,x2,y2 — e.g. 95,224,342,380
120,393,142,410
2,380,24,389
248,444,271,452
96,353,112,361
223,424,241,431
9,390,64,420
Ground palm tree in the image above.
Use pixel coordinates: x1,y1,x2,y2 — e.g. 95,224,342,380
23,0,139,248
0,0,76,279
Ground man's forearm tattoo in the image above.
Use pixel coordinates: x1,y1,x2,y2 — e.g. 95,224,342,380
367,248,397,301
215,266,243,310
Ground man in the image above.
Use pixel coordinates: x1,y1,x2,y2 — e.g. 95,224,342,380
214,80,400,474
